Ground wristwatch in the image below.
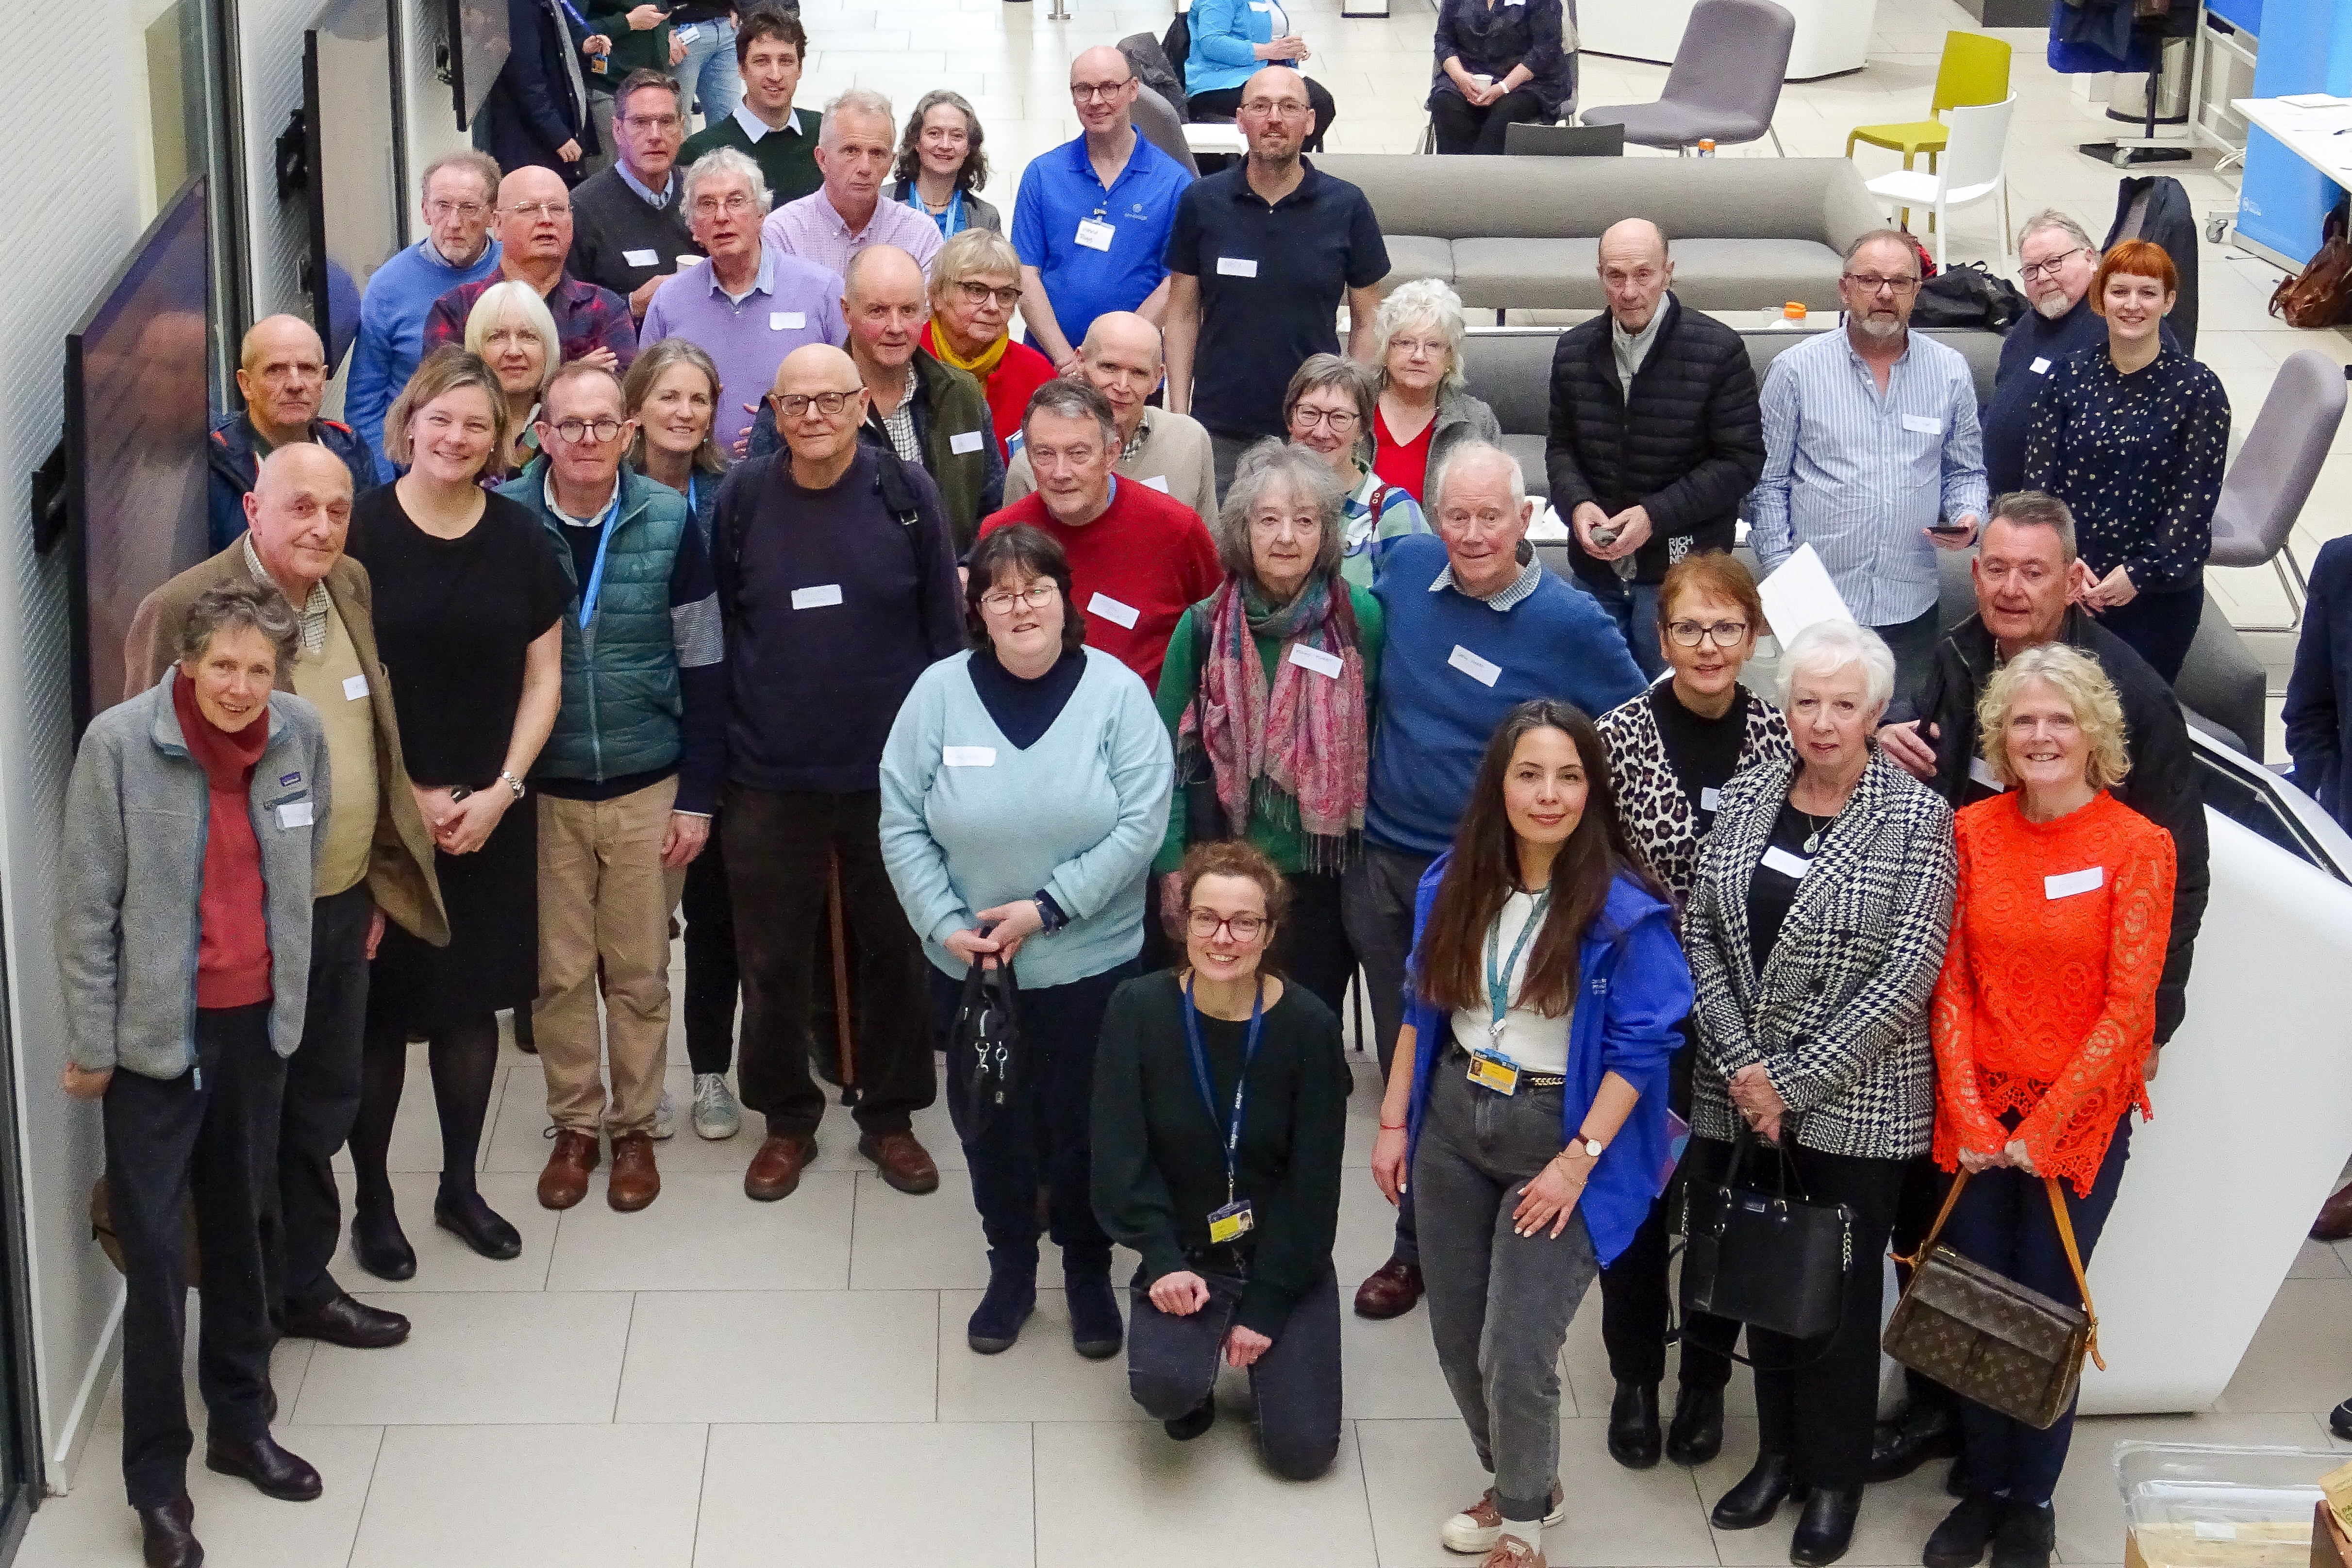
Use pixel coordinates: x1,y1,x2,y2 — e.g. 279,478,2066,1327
499,769,526,801
1569,1134,1605,1159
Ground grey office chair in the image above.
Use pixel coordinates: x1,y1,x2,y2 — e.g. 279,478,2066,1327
1579,0,1795,154
1131,82,1201,177
2209,349,2348,631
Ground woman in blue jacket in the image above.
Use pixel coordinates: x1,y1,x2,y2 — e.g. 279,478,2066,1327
1184,0,1338,151
1369,699,1691,1568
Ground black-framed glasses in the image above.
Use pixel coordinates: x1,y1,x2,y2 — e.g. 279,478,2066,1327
1187,910,1268,941
547,417,626,444
2017,248,2091,282
776,390,860,417
952,280,1025,310
1070,78,1135,101
1842,273,1919,295
1665,618,1751,648
1290,407,1359,431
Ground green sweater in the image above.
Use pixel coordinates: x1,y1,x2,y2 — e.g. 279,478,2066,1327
584,4,671,81
1090,971,1351,1335
678,108,824,207
1151,580,1385,876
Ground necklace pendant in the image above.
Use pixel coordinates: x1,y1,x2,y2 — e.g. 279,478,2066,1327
1803,830,1822,854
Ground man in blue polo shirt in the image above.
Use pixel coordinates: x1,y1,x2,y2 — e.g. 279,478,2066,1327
1163,66,1388,496
1013,46,1193,375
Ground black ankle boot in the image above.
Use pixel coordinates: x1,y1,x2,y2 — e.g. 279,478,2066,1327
1164,1389,1216,1441
1607,1380,1662,1469
1666,1383,1725,1467
1867,1396,1961,1483
350,1201,416,1282
1711,1453,1806,1531
1989,1501,2056,1568
1790,1485,1863,1567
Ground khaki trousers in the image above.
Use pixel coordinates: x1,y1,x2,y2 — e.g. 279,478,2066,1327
535,778,685,1137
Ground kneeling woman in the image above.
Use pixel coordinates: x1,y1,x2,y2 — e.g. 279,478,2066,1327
1370,700,1691,1568
1092,839,1352,1479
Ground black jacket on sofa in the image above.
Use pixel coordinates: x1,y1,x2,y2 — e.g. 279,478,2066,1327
1543,293,1765,589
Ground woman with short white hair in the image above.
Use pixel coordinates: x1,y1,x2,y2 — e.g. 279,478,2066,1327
463,280,561,477
1370,279,1501,504
1681,617,1958,1568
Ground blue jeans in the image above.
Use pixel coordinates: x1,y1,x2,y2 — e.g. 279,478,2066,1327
1585,572,1667,681
675,17,742,123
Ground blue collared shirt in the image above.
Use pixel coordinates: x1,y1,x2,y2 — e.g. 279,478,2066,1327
1010,129,1193,351
1746,326,1988,628
617,162,680,210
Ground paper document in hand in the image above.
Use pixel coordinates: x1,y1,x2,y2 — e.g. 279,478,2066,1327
1757,544,1855,647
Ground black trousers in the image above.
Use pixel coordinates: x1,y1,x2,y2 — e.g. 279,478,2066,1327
1431,88,1549,154
1272,871,1354,1020
1189,78,1337,151
723,784,935,1139
2097,580,2201,687
107,1003,284,1508
1340,842,1435,1265
1682,1134,1907,1490
263,883,372,1321
1128,1259,1343,1480
681,811,739,1077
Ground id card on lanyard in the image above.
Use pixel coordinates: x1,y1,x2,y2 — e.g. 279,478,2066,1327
1183,976,1264,1243
1469,888,1550,1096
575,488,625,628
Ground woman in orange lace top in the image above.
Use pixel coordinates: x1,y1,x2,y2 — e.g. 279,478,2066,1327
1919,643,2175,1568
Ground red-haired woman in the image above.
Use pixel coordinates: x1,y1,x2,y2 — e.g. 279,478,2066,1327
2021,239,2229,684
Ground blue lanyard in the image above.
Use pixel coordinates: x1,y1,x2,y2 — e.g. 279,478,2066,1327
555,0,590,28
1484,889,1551,1046
906,184,965,237
686,473,699,516
1182,975,1265,1203
574,487,625,628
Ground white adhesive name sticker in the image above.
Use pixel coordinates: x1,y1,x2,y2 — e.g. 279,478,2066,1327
277,801,315,830
1088,592,1141,628
943,747,997,767
1143,475,1170,492
1075,218,1115,251
1700,785,1722,813
2031,357,2052,374
1216,257,1259,278
1448,645,1501,686
2044,866,2105,900
771,311,805,330
677,255,700,270
949,430,985,455
623,248,660,267
1761,844,1812,880
342,674,369,701
1968,756,2008,792
791,584,844,610
1902,414,1944,435
1289,644,1343,679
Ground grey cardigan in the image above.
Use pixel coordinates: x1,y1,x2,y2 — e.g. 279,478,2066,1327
1394,384,1503,497
59,670,330,1079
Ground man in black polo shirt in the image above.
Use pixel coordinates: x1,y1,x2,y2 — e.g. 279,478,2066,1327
1162,66,1388,495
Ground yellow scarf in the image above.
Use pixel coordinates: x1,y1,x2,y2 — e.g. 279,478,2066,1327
926,318,1010,380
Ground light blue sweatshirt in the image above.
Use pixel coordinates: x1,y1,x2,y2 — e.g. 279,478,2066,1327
345,237,505,470
880,648,1173,991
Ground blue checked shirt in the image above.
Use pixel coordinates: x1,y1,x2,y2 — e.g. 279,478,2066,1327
1746,327,1988,628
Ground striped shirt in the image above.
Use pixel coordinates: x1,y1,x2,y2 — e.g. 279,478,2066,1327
1747,327,1988,628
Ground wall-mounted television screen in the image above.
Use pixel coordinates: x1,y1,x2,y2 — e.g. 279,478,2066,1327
304,0,403,366
66,175,212,734
448,0,511,131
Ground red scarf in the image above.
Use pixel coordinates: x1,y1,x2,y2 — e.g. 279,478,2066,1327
172,671,274,1008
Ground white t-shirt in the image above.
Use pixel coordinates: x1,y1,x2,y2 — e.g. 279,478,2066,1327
1450,890,1572,1075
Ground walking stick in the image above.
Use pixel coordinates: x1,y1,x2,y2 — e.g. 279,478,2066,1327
827,847,859,1108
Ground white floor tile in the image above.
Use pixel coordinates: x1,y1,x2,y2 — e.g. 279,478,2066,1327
546,1171,854,1293
1031,1419,1375,1567
290,1292,635,1425
327,1171,555,1292
694,1422,1033,1566
936,1287,1142,1422
615,1289,937,1422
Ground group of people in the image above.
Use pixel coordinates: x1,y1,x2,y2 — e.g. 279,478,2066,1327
66,21,2238,1568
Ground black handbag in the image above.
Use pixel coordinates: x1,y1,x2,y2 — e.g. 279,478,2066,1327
1681,1128,1855,1341
950,951,1021,1142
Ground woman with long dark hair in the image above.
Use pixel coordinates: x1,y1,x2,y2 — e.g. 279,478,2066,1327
1369,700,1691,1568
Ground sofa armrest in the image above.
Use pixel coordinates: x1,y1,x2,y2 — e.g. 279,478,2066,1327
1817,159,1886,257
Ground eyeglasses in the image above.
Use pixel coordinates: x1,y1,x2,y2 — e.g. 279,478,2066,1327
1239,99,1312,119
1666,618,1751,648
546,417,627,443
1842,273,1919,295
1290,407,1359,431
776,390,860,417
1071,78,1135,101
1388,335,1448,358
2017,248,2090,282
979,584,1059,615
425,199,488,219
952,280,1026,310
621,113,684,133
505,200,572,221
1187,910,1268,942
691,194,758,217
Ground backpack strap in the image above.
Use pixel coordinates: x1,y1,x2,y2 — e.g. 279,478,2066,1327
874,449,923,527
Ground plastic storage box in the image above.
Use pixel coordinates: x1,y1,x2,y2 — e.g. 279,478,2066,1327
2114,1443,2339,1568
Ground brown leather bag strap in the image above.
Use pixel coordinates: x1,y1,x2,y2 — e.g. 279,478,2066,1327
2044,1177,2105,1370
1893,1170,1970,1270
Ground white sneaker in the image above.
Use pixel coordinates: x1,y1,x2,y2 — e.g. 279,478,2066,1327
652,1090,677,1141
1441,1485,1567,1555
691,1073,741,1140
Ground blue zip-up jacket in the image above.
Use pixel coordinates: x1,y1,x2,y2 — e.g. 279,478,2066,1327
207,413,381,554
1401,857,1692,1267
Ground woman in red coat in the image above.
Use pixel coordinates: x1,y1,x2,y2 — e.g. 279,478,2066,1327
922,228,1055,461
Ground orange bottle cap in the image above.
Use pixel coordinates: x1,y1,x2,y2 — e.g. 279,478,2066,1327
1784,302,1807,318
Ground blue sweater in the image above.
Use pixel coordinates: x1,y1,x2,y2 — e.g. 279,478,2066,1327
346,238,505,470
1402,859,1692,1267
1366,534,1644,856
1186,0,1303,95
879,647,1174,990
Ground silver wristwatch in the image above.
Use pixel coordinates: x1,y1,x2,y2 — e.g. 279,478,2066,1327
499,769,526,801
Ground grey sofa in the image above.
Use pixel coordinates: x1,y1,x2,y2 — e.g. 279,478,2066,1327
1315,154,1884,314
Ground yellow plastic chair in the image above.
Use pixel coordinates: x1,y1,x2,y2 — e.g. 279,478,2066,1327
1846,31,2011,179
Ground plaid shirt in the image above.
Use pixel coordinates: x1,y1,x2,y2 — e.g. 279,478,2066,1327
242,535,329,657
422,272,639,370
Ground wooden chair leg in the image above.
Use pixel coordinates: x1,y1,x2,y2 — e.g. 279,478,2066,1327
827,848,857,1105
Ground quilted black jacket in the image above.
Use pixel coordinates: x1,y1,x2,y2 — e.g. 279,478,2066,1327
1543,293,1766,589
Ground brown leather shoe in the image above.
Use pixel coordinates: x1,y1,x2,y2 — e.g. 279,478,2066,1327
537,1129,600,1210
744,1134,816,1201
858,1130,940,1194
2315,1184,2352,1242
1353,1257,1424,1319
607,1132,660,1212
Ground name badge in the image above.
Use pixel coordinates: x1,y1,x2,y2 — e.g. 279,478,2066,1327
342,674,369,701
1968,756,2008,792
277,801,315,829
791,584,844,610
1289,643,1342,680
1216,257,1259,278
1207,1198,1255,1243
771,311,806,330
1087,592,1141,628
2031,357,2052,375
1761,844,1812,880
1248,2,1271,9
943,746,997,767
949,430,985,455
1700,785,1722,813
1143,475,1170,492
1448,644,1501,686
673,22,701,41
1075,218,1116,251
1902,414,1944,435
2045,866,2104,900
1468,1051,1520,1096
623,248,660,267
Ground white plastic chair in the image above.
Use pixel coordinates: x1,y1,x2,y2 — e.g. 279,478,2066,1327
1864,96,2016,272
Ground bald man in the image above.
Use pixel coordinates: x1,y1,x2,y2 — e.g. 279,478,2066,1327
714,343,963,1205
423,165,639,374
1002,313,1216,523
128,444,449,1358
207,316,380,553
1544,218,1764,679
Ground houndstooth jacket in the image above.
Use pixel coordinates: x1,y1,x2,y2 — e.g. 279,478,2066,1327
1685,748,1957,1160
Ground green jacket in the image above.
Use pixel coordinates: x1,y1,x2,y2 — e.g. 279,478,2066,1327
887,350,999,551
584,4,671,82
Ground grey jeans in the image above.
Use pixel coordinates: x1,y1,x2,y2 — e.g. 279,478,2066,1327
1342,842,1436,1266
1415,1046,1601,1523
1127,1260,1343,1481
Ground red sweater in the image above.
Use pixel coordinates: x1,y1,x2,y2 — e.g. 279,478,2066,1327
977,481,1222,692
172,674,274,1009
920,323,1056,460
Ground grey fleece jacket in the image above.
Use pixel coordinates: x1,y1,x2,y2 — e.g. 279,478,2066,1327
59,670,330,1079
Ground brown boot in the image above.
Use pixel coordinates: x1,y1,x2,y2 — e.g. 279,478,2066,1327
1353,1257,1424,1319
744,1133,816,1201
2315,1184,2352,1242
607,1132,660,1212
858,1130,940,1194
537,1129,600,1210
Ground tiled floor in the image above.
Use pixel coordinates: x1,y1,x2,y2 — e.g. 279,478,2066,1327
25,0,2352,1562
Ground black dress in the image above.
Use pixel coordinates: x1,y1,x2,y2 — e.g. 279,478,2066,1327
347,484,571,1030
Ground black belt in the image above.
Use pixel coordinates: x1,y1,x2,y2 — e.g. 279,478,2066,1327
1445,1037,1566,1090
